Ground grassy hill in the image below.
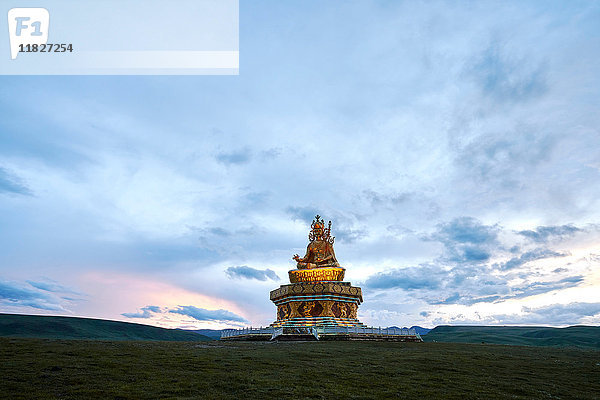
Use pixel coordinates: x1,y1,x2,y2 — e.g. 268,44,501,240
0,313,211,341
423,325,600,348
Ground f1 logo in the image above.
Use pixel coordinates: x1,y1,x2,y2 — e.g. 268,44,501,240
7,8,49,59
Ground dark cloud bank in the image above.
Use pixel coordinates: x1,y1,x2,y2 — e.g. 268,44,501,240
225,266,279,281
0,279,82,311
0,167,32,196
122,304,247,324
517,225,581,243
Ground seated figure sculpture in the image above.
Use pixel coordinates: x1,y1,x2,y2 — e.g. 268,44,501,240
292,215,340,269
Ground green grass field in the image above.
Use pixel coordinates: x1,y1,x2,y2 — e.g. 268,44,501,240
1,338,599,399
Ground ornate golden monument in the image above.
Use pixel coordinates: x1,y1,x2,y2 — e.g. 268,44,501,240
269,215,365,328
221,214,423,341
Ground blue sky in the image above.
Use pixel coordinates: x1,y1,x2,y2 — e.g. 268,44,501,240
1,1,599,329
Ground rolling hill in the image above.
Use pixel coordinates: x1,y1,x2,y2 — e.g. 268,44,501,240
0,313,211,341
423,325,600,348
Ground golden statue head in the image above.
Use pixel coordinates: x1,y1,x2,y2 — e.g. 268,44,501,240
309,215,334,244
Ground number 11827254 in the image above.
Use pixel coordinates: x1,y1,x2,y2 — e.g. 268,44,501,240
19,43,73,53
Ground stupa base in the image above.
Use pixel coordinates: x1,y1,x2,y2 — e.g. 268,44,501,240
270,282,363,325
269,316,366,328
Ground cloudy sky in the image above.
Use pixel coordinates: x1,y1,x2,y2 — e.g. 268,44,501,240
1,1,599,329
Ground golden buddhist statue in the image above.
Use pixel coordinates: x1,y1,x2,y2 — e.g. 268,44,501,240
270,214,364,328
289,215,345,283
293,215,339,269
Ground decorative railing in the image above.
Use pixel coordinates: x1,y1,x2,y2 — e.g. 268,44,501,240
221,326,420,339
221,327,274,338
318,326,416,336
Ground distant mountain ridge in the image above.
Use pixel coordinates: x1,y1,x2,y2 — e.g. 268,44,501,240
6,315,594,348
191,329,224,339
424,325,600,348
386,326,432,335
0,313,211,341
0,314,431,341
